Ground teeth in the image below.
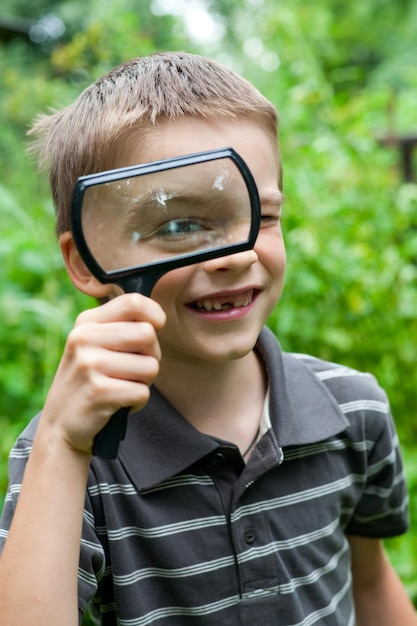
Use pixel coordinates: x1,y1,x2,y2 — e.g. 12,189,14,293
194,290,253,311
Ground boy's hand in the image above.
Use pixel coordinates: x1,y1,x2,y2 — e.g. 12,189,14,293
41,293,166,455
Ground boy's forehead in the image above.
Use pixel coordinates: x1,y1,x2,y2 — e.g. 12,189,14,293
114,116,279,170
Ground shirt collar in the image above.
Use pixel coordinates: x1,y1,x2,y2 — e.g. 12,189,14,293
256,326,349,446
116,326,349,491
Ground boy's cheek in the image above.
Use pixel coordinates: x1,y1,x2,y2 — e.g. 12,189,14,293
150,266,191,308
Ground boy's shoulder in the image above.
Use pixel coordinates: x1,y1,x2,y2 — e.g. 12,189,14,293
261,326,388,407
284,349,388,405
281,349,394,444
259,327,393,448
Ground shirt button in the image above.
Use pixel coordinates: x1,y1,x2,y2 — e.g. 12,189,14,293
244,528,256,544
210,452,226,466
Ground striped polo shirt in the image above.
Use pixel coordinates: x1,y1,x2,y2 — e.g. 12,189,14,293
0,327,409,625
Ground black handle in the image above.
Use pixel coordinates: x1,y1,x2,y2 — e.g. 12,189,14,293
92,406,129,459
91,276,156,460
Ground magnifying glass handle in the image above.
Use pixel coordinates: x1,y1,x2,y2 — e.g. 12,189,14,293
92,406,129,459
91,277,157,460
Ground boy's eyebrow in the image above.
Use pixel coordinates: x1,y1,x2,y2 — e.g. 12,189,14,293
126,190,215,215
124,190,229,228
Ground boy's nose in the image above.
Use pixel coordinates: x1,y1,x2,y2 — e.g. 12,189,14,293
203,248,258,273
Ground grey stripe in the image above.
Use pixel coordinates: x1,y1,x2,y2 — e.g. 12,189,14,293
117,595,241,626
104,514,226,541
340,400,388,414
231,475,365,522
113,554,236,585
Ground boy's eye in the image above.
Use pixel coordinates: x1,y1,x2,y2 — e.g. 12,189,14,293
156,218,205,237
260,213,281,226
140,217,219,253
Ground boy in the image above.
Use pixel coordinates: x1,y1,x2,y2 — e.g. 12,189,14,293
0,51,415,626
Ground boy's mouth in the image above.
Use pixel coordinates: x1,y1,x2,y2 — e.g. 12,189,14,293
190,289,255,312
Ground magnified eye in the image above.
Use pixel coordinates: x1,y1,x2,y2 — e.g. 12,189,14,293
146,216,220,253
157,218,206,237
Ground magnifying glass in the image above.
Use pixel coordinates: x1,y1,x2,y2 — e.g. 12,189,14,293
71,147,261,458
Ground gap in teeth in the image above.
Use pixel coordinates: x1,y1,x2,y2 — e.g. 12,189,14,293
194,291,253,311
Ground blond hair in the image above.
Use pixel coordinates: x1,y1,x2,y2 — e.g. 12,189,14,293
29,51,280,234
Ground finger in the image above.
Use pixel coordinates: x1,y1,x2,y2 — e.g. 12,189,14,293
75,292,166,329
67,321,162,359
81,372,154,416
78,349,160,386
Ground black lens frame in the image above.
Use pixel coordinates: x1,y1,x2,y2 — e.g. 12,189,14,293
71,147,261,296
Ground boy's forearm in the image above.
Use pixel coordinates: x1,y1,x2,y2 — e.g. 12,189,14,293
0,294,164,625
0,423,91,626
353,554,417,626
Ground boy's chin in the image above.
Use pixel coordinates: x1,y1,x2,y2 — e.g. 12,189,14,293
158,321,264,366
193,335,259,365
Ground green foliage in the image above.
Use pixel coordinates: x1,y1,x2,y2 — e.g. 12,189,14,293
0,179,93,494
1,0,416,615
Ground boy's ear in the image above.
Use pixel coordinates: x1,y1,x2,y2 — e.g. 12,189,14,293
59,231,114,298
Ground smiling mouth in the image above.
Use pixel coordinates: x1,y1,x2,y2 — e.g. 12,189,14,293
190,289,255,312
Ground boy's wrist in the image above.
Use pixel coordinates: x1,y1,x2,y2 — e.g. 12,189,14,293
33,416,93,468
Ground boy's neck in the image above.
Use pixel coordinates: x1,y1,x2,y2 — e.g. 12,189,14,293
154,349,267,455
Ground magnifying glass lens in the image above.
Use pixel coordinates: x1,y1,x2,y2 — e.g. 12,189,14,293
81,157,252,273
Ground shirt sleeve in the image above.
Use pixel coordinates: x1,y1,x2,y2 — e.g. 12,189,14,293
78,480,106,620
344,389,409,538
0,421,105,623
0,433,33,554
